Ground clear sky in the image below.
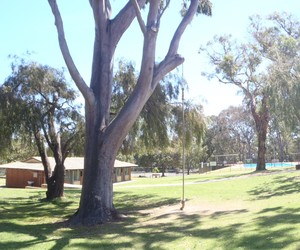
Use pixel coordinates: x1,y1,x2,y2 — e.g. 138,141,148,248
1,0,300,115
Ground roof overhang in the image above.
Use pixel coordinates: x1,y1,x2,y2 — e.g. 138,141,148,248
0,157,137,171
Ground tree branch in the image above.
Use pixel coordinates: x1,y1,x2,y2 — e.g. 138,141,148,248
130,0,146,35
153,55,184,86
48,0,95,106
167,0,199,57
152,0,198,86
111,0,146,46
157,0,171,26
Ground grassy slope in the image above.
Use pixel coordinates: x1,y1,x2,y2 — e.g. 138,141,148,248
0,169,300,249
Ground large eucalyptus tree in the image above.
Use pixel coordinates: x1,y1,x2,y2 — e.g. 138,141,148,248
47,0,212,225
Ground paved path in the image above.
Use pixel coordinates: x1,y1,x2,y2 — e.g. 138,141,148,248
116,169,298,189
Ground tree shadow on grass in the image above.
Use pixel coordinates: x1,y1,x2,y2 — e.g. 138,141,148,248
248,174,300,200
55,212,245,250
2,185,300,249
62,176,300,249
3,204,296,250
0,194,75,222
209,209,248,219
139,206,300,249
53,197,251,249
0,189,79,250
234,207,300,249
193,171,256,183
113,191,180,214
0,188,182,250
192,170,289,185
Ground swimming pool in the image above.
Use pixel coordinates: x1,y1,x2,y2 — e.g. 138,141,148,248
243,162,295,168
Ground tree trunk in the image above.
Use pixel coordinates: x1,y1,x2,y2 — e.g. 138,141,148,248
256,129,267,171
277,132,284,162
251,95,269,171
68,17,118,223
34,129,65,199
161,166,165,177
45,135,65,200
69,151,117,225
68,32,157,223
46,162,65,199
69,103,118,225
246,139,252,160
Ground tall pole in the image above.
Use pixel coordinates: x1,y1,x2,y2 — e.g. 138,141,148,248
180,65,185,210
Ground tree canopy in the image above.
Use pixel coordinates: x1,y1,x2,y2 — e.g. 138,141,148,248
0,57,84,199
200,12,300,171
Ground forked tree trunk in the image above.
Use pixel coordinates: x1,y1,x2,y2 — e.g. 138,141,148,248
68,2,160,225
46,162,65,199
48,0,200,226
34,130,65,199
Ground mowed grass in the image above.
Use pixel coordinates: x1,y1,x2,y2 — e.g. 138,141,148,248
1,168,300,249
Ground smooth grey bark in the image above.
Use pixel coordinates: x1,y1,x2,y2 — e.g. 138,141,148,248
48,0,199,225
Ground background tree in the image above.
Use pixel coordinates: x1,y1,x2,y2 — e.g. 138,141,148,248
204,112,238,163
264,13,300,138
248,12,300,164
201,12,300,170
220,106,256,162
0,103,38,163
171,102,206,174
47,0,212,225
203,106,255,164
136,149,180,176
201,13,287,170
267,117,294,162
112,59,182,161
112,60,200,176
0,58,83,199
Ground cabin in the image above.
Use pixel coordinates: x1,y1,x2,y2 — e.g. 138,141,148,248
0,157,136,188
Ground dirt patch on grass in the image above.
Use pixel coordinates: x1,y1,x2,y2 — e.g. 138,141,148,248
139,200,247,224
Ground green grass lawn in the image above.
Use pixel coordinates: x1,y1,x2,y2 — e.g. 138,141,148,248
1,168,300,249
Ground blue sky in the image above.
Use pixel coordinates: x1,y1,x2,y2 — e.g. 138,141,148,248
1,0,300,115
